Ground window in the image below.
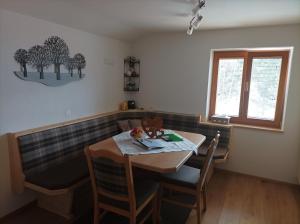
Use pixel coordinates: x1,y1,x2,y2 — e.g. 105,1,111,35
209,50,290,129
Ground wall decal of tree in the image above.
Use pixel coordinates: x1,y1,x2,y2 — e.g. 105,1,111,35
74,53,86,78
44,36,69,80
64,57,76,77
14,49,29,77
13,36,87,86
28,45,51,79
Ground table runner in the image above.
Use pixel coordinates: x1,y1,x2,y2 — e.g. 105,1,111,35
113,130,198,155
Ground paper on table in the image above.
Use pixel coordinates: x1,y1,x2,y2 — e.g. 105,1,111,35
113,130,198,155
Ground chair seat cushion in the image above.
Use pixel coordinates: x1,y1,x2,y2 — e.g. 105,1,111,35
25,154,89,190
161,165,200,188
99,180,159,210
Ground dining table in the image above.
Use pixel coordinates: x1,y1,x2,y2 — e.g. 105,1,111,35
88,130,206,174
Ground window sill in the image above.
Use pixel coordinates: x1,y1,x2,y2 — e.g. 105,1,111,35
231,123,284,133
199,121,233,128
200,121,283,133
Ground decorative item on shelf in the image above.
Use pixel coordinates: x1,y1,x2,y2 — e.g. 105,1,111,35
119,101,128,111
210,115,231,124
127,100,136,109
130,127,144,139
124,56,140,91
198,114,202,123
142,117,164,139
13,36,86,86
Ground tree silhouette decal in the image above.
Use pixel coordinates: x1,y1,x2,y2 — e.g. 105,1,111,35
13,36,87,86
28,45,51,79
44,36,69,80
74,53,86,78
64,57,76,77
14,49,29,77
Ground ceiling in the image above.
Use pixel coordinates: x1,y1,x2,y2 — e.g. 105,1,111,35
0,0,299,42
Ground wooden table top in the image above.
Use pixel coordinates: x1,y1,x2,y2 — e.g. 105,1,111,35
89,130,206,173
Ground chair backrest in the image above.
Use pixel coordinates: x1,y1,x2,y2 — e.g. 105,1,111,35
142,116,164,138
85,148,136,210
198,131,220,190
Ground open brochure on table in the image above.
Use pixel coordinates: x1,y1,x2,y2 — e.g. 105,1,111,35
134,138,164,150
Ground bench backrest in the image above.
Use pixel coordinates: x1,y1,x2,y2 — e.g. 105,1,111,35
17,113,121,176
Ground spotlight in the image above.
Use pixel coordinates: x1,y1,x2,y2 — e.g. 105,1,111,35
187,26,193,35
186,0,205,35
192,0,206,15
190,14,203,29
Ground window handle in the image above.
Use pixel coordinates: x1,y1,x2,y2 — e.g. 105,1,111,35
245,82,250,92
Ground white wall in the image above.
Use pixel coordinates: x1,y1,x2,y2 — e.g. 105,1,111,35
133,25,300,184
0,9,131,217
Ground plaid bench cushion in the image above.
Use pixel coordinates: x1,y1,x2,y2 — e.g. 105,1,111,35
151,112,199,133
196,123,231,148
118,111,150,119
18,114,121,176
25,153,89,190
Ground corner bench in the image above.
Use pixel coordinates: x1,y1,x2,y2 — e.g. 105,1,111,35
8,110,232,219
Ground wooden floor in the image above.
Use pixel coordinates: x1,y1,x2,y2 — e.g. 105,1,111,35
187,170,300,224
2,170,300,224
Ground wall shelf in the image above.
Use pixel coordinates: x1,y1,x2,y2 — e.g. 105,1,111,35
124,56,140,92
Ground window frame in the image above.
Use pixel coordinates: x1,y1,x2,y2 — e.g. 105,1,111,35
209,50,290,129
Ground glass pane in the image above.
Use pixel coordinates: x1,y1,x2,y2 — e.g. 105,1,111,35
247,58,282,120
215,59,244,116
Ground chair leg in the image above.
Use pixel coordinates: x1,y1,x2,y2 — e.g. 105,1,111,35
93,207,99,224
202,184,207,212
130,216,136,224
157,187,163,224
152,195,158,224
196,195,202,224
168,189,173,197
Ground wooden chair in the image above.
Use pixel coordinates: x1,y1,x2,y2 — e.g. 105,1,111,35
85,148,159,224
158,131,220,224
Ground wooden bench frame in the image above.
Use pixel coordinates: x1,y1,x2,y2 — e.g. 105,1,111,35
8,110,119,194
8,111,121,219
